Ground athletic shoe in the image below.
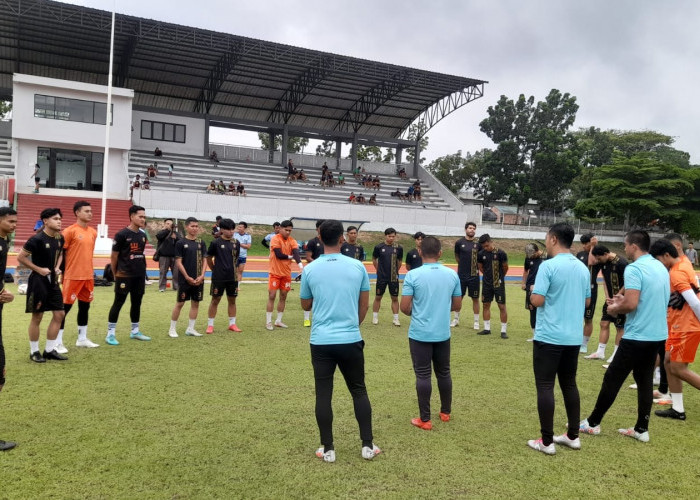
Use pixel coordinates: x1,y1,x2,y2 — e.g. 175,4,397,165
439,412,450,422
145,279,153,285
315,447,335,463
303,319,311,327
500,332,508,339
0,439,17,451
274,321,288,329
473,322,480,330
527,438,555,455
205,325,214,334
43,349,68,361
29,351,46,363
579,345,588,354
228,324,242,332
655,408,686,420
579,419,601,435
105,334,119,346
393,319,401,327
652,389,666,399
606,354,616,363
584,352,605,360
76,338,99,348
185,328,203,337
168,329,178,338
449,319,459,327
602,364,610,369
361,444,381,460
526,338,534,342
618,428,649,442
159,289,165,293
55,343,68,354
553,434,581,450
628,383,638,390
477,329,491,336
411,418,432,430
130,332,151,341
265,322,274,331
372,317,379,325
653,395,672,405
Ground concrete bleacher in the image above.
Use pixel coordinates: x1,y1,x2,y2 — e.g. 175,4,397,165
127,150,454,211
0,137,14,177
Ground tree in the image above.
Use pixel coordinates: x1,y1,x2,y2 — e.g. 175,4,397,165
315,140,335,157
405,121,429,165
382,148,396,163
426,150,486,194
0,101,10,118
258,132,309,153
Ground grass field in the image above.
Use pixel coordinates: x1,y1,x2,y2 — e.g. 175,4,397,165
1,282,699,499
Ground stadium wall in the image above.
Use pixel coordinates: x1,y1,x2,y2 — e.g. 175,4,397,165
132,110,206,156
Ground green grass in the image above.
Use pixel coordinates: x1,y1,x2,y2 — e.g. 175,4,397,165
1,283,698,498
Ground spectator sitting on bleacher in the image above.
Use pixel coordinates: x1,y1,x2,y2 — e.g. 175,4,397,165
286,166,297,183
287,159,294,171
414,183,422,201
237,181,247,196
298,169,307,181
206,180,216,193
327,172,335,188
398,166,407,179
130,174,141,197
154,147,163,157
142,176,150,190
217,180,226,194
147,165,157,178
391,188,406,201
369,193,377,205
352,166,361,180
228,181,236,195
210,151,220,163
406,184,415,201
373,176,381,190
356,193,366,204
348,192,356,204
337,172,345,185
363,175,373,189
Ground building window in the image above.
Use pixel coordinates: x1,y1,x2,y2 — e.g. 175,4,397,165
36,147,104,192
34,94,113,125
140,120,186,143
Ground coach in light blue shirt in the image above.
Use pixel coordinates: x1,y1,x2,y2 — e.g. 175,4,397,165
300,219,380,463
400,236,462,430
527,223,590,455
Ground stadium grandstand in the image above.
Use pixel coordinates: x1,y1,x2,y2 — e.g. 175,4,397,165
0,0,486,247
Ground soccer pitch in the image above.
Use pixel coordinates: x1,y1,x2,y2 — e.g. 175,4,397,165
1,283,698,498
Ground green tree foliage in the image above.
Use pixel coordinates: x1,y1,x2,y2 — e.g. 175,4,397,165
405,121,429,165
258,132,309,153
352,145,383,161
677,167,700,239
315,140,335,157
0,101,11,118
426,150,486,194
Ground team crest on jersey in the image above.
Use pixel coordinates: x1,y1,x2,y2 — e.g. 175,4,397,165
221,245,225,248
120,282,126,289
45,243,50,248
382,248,385,252
461,244,465,248
213,288,219,295
184,244,188,248
181,292,187,300
70,293,77,301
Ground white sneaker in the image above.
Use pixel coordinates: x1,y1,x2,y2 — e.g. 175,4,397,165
185,328,203,337
579,419,601,435
450,319,459,327
372,317,379,325
168,329,179,338
473,322,480,330
75,338,99,348
628,383,638,390
526,338,534,342
265,322,274,331
361,444,381,460
527,439,556,455
618,428,649,443
606,354,615,363
145,279,153,285
274,321,288,329
553,434,581,450
54,343,68,354
392,319,401,327
584,352,605,360
315,447,336,463
579,344,588,354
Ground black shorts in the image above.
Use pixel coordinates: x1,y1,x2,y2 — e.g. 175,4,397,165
482,284,505,304
114,276,146,297
460,276,480,298
601,303,625,328
584,289,597,320
26,274,64,313
177,282,204,302
210,280,238,298
376,280,399,297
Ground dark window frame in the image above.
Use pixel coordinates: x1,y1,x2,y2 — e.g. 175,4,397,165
139,120,186,144
34,94,113,125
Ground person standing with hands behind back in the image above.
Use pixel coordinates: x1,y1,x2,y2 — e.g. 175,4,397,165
156,218,180,292
0,207,17,450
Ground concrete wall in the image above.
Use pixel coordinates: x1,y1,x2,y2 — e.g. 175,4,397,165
133,110,206,156
0,119,11,138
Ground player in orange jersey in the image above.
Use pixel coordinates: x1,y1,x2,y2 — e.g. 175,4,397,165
266,220,303,330
59,201,99,350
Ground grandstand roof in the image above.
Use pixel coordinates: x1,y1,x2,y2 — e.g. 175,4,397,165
0,0,486,141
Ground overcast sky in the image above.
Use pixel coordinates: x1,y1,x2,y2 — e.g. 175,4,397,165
64,0,700,164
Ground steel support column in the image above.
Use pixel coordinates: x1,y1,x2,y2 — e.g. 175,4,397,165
351,134,358,172
396,146,403,167
268,132,275,163
203,115,210,157
281,124,289,168
335,140,342,169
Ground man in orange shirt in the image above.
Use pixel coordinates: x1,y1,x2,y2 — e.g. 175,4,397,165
266,220,303,330
59,201,99,350
650,239,700,421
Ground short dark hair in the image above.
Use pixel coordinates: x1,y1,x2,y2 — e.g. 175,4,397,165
421,236,441,258
315,219,325,229
478,233,492,245
465,221,477,229
664,233,683,244
346,225,358,233
626,230,650,252
219,218,235,230
384,227,396,236
0,207,17,218
216,215,222,221
237,221,248,228
280,220,293,228
40,207,62,220
580,233,594,244
272,222,280,228
319,219,344,246
164,218,173,224
129,205,145,217
591,244,610,256
73,200,91,215
413,231,426,240
185,217,199,226
548,223,575,248
650,239,678,258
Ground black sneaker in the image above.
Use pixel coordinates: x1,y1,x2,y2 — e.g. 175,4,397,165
477,329,492,336
43,349,68,361
29,351,46,363
654,408,686,420
0,440,17,451
501,332,509,339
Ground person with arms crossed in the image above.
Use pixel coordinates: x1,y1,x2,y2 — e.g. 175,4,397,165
372,228,403,326
452,222,481,329
105,205,151,345
206,218,241,334
477,234,509,339
341,226,364,261
527,223,590,455
18,208,67,362
233,221,251,285
0,207,17,450
300,219,381,463
577,233,602,354
685,242,698,267
266,220,303,330
579,230,670,443
405,232,425,272
58,200,99,350
522,243,544,342
303,220,325,327
400,236,461,430
156,218,179,292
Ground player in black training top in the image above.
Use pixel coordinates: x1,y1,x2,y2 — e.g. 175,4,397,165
0,207,17,450
522,243,544,340
17,208,67,362
405,232,425,271
453,221,481,330
372,227,403,326
587,244,627,363
341,225,365,261
303,220,325,327
106,205,150,345
206,218,241,334
576,233,602,353
477,234,509,339
168,217,208,338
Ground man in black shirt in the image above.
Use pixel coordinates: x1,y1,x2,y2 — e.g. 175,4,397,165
0,207,17,450
477,234,509,339
18,208,67,362
168,217,208,338
372,228,403,326
452,222,481,330
341,226,365,261
522,243,544,340
156,218,180,292
586,245,627,364
106,205,150,345
303,220,326,327
405,232,425,272
206,218,241,334
576,233,602,353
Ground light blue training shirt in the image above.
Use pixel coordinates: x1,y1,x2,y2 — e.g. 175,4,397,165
300,253,370,345
533,252,591,346
402,263,461,343
233,232,252,258
622,254,670,342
